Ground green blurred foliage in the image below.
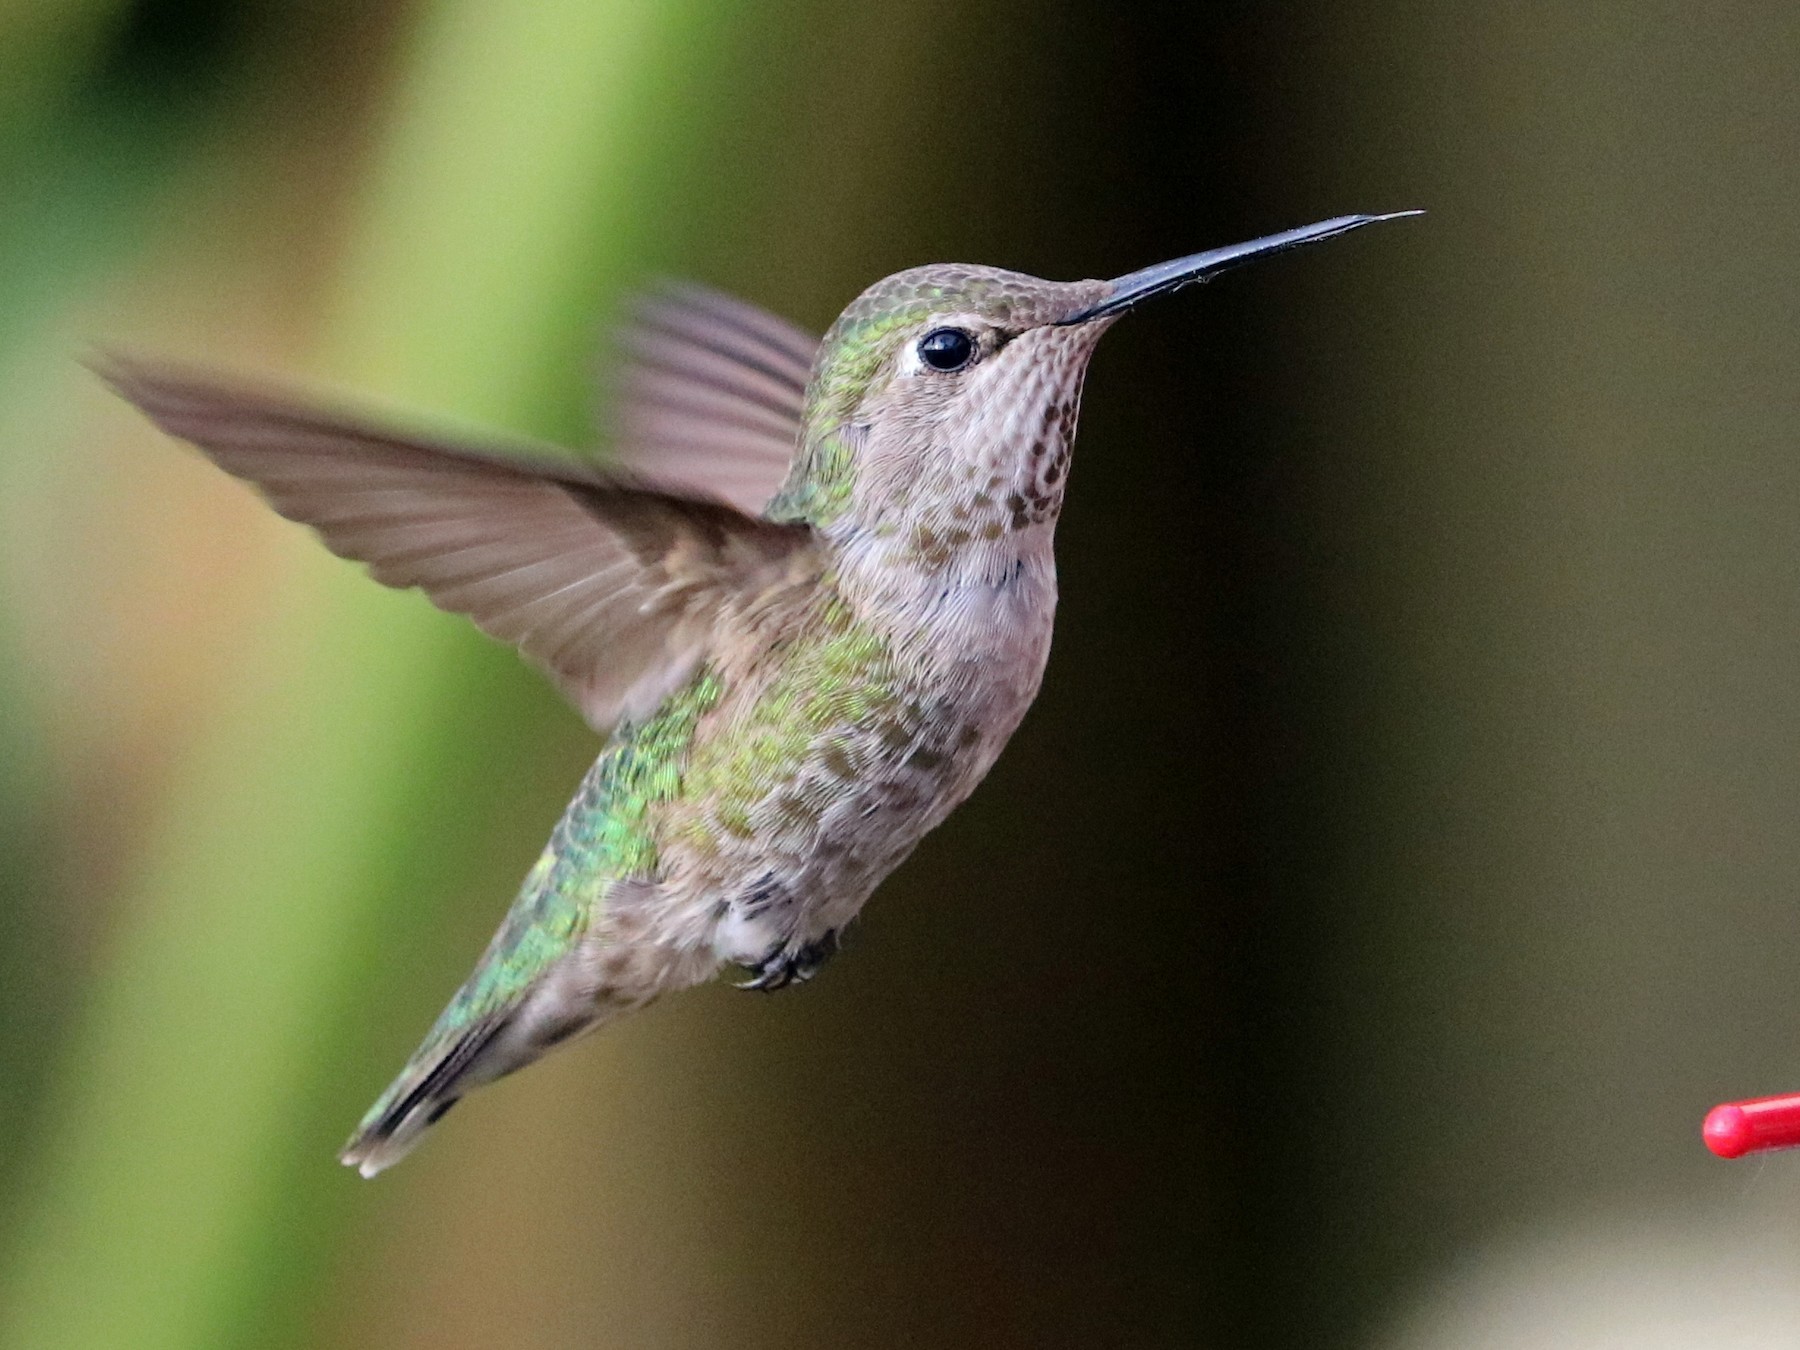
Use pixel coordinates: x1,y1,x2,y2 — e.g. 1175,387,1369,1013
1,2,1800,1348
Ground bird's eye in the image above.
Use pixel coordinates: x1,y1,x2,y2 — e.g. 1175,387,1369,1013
916,327,977,373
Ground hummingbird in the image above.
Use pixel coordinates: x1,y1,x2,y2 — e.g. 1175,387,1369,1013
100,211,1417,1176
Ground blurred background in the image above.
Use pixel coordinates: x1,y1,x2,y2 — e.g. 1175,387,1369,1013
2,2,1799,1346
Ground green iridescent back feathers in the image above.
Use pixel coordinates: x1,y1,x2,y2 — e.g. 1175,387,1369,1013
352,667,726,1133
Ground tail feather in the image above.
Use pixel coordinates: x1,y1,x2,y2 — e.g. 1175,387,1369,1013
339,1016,509,1178
338,915,725,1176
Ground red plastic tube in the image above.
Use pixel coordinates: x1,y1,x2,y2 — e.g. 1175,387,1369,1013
1702,1094,1800,1158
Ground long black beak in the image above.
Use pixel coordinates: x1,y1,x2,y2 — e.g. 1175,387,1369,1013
1060,210,1423,325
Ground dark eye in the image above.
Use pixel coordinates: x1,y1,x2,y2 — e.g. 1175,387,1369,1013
917,327,976,372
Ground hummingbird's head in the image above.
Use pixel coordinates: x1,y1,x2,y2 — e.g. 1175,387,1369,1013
766,212,1421,551
765,264,1111,537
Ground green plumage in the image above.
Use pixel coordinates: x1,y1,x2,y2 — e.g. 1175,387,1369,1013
352,668,724,1136
679,594,897,842
356,594,897,1137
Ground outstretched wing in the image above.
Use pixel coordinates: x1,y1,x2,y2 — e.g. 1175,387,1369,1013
100,356,819,734
607,282,818,514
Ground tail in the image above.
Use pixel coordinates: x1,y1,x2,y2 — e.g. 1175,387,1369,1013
340,873,729,1176
339,1015,517,1178
338,939,721,1176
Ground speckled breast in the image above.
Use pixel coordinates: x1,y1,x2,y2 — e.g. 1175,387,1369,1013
656,555,1058,971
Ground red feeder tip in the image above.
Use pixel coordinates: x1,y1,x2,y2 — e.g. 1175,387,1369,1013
1703,1094,1800,1159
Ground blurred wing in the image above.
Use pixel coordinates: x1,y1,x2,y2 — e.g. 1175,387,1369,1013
100,356,818,733
608,282,818,514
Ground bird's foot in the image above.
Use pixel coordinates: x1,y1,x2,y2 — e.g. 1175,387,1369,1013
736,929,840,992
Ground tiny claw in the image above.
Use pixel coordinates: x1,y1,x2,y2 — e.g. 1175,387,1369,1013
735,965,794,993
735,929,841,992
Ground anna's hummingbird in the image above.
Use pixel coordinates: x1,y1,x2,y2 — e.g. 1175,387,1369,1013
102,211,1417,1175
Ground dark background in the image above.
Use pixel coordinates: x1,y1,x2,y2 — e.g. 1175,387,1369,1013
2,2,1798,1346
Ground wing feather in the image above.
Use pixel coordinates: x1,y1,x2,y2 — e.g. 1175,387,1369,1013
607,283,819,513
98,355,819,733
